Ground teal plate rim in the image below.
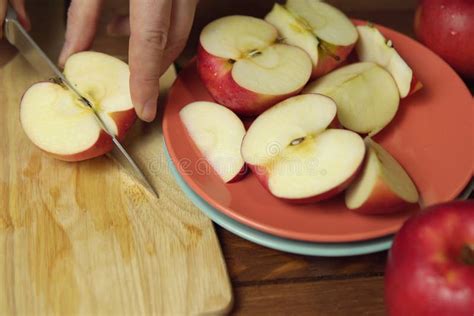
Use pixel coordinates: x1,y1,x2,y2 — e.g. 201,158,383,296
164,145,393,257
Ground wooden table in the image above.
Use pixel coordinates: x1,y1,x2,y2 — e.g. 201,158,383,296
21,1,474,314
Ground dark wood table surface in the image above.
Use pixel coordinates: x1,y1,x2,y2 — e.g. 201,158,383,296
28,1,473,314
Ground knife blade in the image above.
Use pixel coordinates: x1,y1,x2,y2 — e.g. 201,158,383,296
4,6,159,198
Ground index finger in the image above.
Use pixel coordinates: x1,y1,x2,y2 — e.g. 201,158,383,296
129,0,172,122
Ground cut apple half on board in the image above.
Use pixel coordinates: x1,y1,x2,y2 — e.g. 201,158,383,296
356,24,422,97
20,51,136,161
197,15,312,116
303,62,400,136
180,101,246,183
241,94,366,203
265,0,358,78
345,138,419,214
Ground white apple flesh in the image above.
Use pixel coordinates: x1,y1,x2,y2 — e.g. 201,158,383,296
20,51,136,161
345,138,419,214
303,62,400,136
241,94,366,202
356,24,422,97
265,0,358,78
180,101,246,183
197,15,312,116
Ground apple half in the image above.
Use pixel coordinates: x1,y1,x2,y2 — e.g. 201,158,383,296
20,51,136,161
180,101,246,183
197,15,313,116
345,138,419,214
303,62,400,136
241,94,366,203
356,24,423,97
265,0,358,78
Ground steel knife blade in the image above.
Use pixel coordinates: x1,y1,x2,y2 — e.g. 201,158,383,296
4,6,159,198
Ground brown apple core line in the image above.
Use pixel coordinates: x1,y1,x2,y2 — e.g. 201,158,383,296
459,244,474,265
247,49,262,57
228,49,263,65
50,76,96,111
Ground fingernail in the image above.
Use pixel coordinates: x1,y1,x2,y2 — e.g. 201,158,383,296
140,98,158,122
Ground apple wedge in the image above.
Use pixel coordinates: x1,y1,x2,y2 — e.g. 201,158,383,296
265,0,358,78
180,101,246,183
345,138,419,214
20,51,136,161
356,24,422,97
197,15,312,116
303,62,400,136
241,94,365,203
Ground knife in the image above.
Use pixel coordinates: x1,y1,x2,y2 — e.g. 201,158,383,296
3,6,159,198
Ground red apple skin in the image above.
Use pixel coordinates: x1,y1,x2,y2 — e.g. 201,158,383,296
350,177,412,215
312,43,355,78
414,0,474,78
385,200,474,316
408,74,423,96
109,108,137,140
226,165,248,183
249,162,362,204
48,130,114,162
407,74,423,96
248,164,271,192
197,44,302,116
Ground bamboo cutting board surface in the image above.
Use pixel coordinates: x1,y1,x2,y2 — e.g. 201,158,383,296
0,3,232,315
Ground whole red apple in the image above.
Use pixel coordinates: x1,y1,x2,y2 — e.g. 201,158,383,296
414,0,474,78
385,200,474,316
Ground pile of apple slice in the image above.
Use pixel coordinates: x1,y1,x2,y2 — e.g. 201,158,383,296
184,0,423,214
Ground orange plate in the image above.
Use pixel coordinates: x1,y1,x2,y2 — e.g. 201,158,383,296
163,21,473,242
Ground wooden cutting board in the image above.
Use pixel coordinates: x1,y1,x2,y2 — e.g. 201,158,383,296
0,3,232,315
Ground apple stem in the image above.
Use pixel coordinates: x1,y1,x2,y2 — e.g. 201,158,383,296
460,244,474,265
290,137,305,146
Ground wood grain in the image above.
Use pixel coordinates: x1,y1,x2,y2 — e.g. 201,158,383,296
218,230,386,284
0,2,232,315
233,277,385,315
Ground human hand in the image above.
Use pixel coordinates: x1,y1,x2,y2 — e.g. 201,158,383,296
0,0,30,38
59,0,198,122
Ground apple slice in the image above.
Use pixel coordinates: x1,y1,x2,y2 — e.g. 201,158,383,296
241,94,365,202
303,62,400,135
345,138,419,214
20,51,136,161
180,101,246,183
265,0,358,78
356,24,422,97
197,15,312,116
